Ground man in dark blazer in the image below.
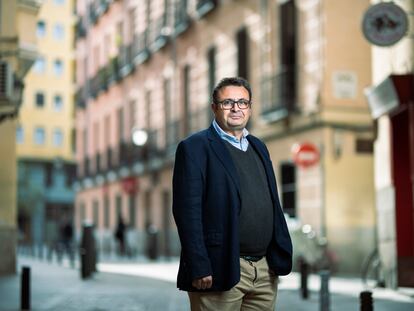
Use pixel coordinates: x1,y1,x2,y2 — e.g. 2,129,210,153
173,77,292,311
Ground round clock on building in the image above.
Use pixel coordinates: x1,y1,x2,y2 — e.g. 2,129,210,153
362,2,408,47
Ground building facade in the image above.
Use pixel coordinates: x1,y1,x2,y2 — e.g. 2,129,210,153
0,0,40,274
365,0,414,288
74,0,376,274
17,0,76,255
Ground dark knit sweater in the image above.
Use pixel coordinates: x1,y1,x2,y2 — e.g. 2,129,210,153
225,142,274,256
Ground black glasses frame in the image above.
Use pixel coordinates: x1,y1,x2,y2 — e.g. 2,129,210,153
216,98,251,110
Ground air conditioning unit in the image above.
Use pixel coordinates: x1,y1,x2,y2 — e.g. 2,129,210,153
0,61,13,99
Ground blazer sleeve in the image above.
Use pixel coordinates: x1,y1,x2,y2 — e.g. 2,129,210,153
172,141,212,280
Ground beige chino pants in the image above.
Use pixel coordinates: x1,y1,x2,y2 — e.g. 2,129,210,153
188,257,278,311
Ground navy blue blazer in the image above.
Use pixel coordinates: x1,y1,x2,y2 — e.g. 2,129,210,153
172,125,292,291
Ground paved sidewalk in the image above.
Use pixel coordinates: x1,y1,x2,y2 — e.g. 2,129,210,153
98,258,414,310
0,255,413,310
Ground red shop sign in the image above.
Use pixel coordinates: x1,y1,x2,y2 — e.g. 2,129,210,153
121,177,138,194
292,142,320,168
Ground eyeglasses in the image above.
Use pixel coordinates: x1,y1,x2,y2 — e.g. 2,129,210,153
216,98,251,110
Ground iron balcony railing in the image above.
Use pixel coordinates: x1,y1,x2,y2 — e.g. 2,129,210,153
132,31,150,64
261,66,296,118
196,0,217,18
84,156,90,177
107,57,120,83
106,147,113,170
75,86,87,109
95,153,101,174
118,43,134,76
148,15,169,51
75,17,87,40
175,0,191,34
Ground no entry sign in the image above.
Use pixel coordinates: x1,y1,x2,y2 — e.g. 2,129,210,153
292,142,320,168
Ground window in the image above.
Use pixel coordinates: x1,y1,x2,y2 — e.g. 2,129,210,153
34,57,46,74
280,162,297,217
35,92,45,108
93,200,99,228
116,195,122,219
144,190,152,228
207,46,216,97
236,27,249,81
71,129,76,154
36,21,46,37
116,21,123,47
104,195,110,228
52,128,63,147
53,23,64,40
279,0,297,110
44,162,53,187
16,126,24,144
145,90,151,130
34,127,46,145
129,194,136,227
53,59,63,76
117,107,124,142
129,100,136,133
53,0,65,5
53,95,63,111
183,65,190,134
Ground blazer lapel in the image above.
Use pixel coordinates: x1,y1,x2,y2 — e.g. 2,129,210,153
207,126,241,198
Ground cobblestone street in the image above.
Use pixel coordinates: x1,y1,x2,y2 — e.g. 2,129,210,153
0,256,413,311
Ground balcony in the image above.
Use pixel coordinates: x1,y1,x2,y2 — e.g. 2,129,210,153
89,75,99,99
75,17,87,40
107,57,120,84
106,147,114,170
132,32,150,65
175,0,191,35
261,66,296,122
118,141,145,167
118,44,134,77
196,0,218,18
95,153,101,174
95,0,110,17
148,16,169,52
88,4,98,25
83,157,91,177
75,85,87,109
147,128,166,158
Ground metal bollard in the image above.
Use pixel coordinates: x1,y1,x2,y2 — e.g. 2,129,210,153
360,291,373,311
21,266,31,311
80,224,96,279
319,270,330,311
299,257,309,299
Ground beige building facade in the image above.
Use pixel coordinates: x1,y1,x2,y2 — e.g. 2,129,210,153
16,0,76,253
0,0,40,275
75,0,375,274
365,0,414,288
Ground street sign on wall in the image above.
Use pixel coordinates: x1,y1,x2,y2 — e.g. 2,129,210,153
292,142,320,168
362,2,408,47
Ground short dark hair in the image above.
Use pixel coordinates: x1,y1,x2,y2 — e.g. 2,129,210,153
212,77,252,104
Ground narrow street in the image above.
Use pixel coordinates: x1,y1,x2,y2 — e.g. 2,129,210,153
1,256,413,311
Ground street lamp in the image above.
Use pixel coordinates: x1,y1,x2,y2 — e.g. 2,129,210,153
132,128,148,147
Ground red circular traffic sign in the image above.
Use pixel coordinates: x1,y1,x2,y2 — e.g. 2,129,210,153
292,143,320,168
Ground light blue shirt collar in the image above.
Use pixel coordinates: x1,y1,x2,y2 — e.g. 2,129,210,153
212,119,249,151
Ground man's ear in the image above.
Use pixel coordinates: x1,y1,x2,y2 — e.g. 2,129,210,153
211,103,217,112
